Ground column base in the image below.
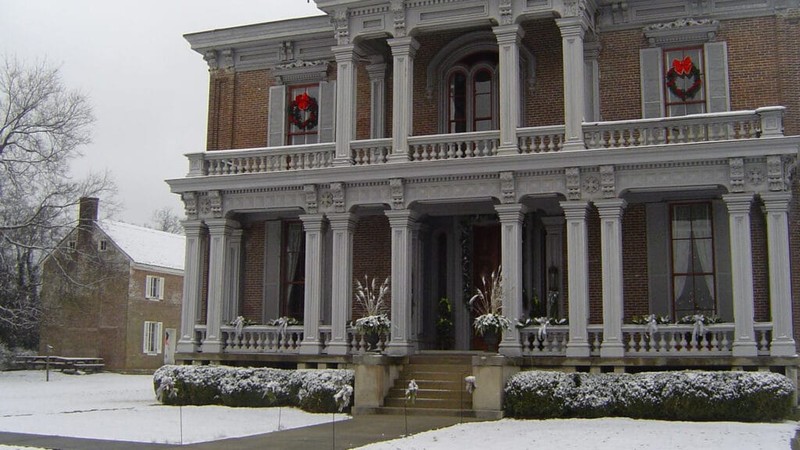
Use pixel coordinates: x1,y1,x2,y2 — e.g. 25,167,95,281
496,145,520,156
388,153,409,163
386,342,414,356
561,140,586,151
201,340,223,353
732,341,758,357
176,340,198,354
299,340,323,355
566,342,590,358
600,342,625,358
769,340,798,357
326,341,350,356
498,342,522,357
333,157,352,167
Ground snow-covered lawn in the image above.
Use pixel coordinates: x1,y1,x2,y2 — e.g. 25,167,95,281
356,418,799,450
0,370,348,445
0,370,797,449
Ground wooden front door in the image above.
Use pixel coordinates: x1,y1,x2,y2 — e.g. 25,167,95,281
471,223,501,350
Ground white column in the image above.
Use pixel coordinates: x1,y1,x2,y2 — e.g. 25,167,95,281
495,204,526,356
723,193,758,357
493,24,524,156
366,60,387,139
561,201,590,357
595,199,626,358
761,192,797,356
542,216,565,318
333,45,357,166
204,218,237,353
388,37,419,163
299,214,326,354
222,229,243,323
556,17,587,151
327,213,357,355
177,221,206,353
385,209,419,355
411,222,427,345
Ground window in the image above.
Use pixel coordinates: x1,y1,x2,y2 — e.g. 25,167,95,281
145,275,165,300
445,54,498,133
670,203,716,317
663,47,705,117
67,240,76,252
281,221,305,320
98,240,108,252
143,321,163,355
286,85,319,145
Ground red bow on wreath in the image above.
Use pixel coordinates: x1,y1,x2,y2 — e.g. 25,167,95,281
288,92,318,130
665,56,702,101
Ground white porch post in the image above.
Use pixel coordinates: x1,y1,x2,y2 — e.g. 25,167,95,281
493,24,524,156
366,59,387,139
561,201,591,357
411,222,427,345
333,45,357,166
556,17,587,151
327,213,357,355
761,192,797,356
300,214,326,354
177,220,206,353
222,229,243,323
385,209,419,355
595,199,627,358
723,193,758,357
388,37,419,162
495,204,526,356
204,218,237,353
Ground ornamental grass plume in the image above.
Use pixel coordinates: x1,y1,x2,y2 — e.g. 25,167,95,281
354,275,390,317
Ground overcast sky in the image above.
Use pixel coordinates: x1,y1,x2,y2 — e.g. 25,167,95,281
1,1,323,227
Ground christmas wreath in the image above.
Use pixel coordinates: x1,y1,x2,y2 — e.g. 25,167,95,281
288,92,318,130
665,56,702,101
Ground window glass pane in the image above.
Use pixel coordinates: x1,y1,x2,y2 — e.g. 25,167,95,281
449,71,467,133
672,205,692,239
287,85,319,143
685,103,705,115
691,204,712,238
474,119,492,131
475,93,491,119
692,239,713,273
674,276,694,314
672,240,691,273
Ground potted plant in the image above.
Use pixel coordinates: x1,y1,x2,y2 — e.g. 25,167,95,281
469,266,511,352
352,275,391,351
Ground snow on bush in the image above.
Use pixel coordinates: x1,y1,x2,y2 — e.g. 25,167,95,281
153,365,354,413
504,370,794,422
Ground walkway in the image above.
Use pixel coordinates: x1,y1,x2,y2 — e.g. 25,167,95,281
0,414,489,449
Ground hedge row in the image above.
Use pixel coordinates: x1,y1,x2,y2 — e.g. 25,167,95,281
504,370,794,422
153,365,353,413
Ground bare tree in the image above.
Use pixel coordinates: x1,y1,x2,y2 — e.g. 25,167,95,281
0,56,114,347
151,207,183,234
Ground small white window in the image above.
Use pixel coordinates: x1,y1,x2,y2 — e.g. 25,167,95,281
67,241,76,251
143,321,163,355
98,240,108,252
145,275,165,300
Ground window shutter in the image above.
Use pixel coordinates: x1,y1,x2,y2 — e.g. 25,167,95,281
158,277,165,300
156,322,164,354
145,276,153,299
317,80,337,143
704,42,730,113
640,48,664,119
268,85,287,147
143,322,152,354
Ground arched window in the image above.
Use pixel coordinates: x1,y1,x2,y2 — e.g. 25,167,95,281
445,57,498,133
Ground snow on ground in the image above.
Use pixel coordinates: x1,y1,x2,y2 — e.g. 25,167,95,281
356,418,798,450
0,370,797,449
0,370,348,445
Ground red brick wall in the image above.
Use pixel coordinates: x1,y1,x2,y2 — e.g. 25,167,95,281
242,221,265,322
356,62,372,140
352,215,392,318
598,29,644,121
750,201,770,322
623,203,649,320
587,207,602,324
522,20,564,127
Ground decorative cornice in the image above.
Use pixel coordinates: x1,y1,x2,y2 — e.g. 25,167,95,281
643,18,719,47
182,192,198,220
304,184,319,214
729,157,745,193
499,171,516,204
565,167,581,200
390,178,405,210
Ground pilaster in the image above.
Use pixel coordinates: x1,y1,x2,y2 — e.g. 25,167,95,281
493,25,524,156
204,218,238,353
495,203,526,356
761,192,797,356
560,201,591,357
388,37,419,163
722,193,758,357
299,214,327,354
385,209,420,355
177,220,206,353
366,60,387,139
333,45,357,166
556,17,588,151
327,213,358,355
595,199,627,358
222,229,243,323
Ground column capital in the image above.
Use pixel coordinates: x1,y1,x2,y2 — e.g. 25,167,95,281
494,203,527,223
555,16,588,37
722,192,755,213
540,215,566,229
366,62,387,80
560,200,590,219
205,218,239,233
761,191,792,212
181,220,206,235
332,44,357,61
594,199,627,218
492,24,525,43
327,212,359,230
385,209,421,227
299,213,327,231
387,36,419,57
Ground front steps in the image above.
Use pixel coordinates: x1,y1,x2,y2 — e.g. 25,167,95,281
371,353,502,419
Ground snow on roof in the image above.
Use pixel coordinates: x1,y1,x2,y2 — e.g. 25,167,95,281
98,220,185,271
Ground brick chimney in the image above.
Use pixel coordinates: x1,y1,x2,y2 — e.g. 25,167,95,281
77,197,99,247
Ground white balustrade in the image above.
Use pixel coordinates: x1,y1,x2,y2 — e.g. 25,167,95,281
192,143,335,176
517,126,565,153
351,139,391,165
754,322,773,356
408,131,500,161
220,325,304,353
194,324,207,346
319,325,332,351
622,323,739,356
347,329,388,354
520,325,569,356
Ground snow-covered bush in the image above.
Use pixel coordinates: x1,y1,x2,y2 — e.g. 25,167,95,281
153,365,354,413
504,370,794,422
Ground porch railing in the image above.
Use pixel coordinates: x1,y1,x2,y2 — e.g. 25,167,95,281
351,138,391,165
517,125,565,154
220,325,304,353
408,130,500,161
186,143,335,176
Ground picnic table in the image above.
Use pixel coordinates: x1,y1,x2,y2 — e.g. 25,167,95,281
13,355,105,373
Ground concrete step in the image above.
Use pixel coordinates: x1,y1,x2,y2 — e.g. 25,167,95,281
386,388,468,401
365,406,502,419
384,397,471,409
391,379,463,391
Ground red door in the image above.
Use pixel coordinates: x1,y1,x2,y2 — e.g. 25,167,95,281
470,223,501,350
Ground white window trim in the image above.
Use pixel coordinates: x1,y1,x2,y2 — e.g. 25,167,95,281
98,240,108,252
145,275,165,300
143,321,163,355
